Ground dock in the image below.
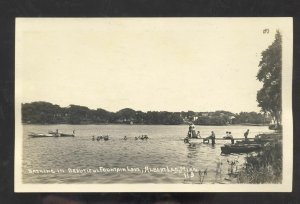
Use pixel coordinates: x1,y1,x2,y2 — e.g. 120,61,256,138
201,137,252,144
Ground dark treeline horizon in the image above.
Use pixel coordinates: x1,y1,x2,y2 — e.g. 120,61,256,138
21,101,272,125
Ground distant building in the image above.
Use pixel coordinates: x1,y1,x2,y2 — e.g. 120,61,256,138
229,116,236,124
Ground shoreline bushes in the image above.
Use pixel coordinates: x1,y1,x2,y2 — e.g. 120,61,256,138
237,141,282,183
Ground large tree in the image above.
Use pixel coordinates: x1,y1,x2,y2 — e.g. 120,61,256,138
256,31,282,126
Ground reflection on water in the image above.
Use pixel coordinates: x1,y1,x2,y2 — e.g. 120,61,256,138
187,143,200,158
22,124,273,184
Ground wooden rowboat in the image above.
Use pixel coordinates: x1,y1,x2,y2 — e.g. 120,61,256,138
29,130,75,138
29,133,59,137
60,133,75,137
221,143,262,154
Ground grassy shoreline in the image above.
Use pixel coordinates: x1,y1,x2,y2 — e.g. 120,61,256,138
237,133,282,184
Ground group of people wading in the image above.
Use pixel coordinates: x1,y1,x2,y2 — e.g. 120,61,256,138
121,135,149,140
92,135,149,141
186,124,249,145
92,135,109,141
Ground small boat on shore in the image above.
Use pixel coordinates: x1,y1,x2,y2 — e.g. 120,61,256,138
221,143,262,154
254,133,280,143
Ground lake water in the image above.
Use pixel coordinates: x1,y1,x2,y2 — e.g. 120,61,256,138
22,124,273,184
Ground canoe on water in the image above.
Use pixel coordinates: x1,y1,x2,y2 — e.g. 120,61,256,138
48,130,75,137
29,131,75,137
29,133,59,137
60,133,75,137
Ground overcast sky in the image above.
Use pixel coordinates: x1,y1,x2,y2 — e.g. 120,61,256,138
16,18,287,113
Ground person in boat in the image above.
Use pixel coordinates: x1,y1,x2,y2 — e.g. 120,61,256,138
92,136,95,141
244,129,249,141
123,136,127,140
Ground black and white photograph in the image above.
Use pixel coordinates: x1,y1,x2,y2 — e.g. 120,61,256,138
14,18,293,192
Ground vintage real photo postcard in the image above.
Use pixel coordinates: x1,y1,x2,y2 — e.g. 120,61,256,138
15,18,293,192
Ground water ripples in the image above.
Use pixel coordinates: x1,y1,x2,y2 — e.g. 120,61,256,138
22,124,273,184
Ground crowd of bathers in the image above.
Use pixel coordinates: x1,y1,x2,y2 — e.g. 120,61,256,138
92,135,110,141
92,134,149,141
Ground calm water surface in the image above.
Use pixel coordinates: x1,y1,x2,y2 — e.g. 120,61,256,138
22,124,273,184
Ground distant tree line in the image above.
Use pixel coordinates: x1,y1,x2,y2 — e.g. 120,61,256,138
22,101,271,125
